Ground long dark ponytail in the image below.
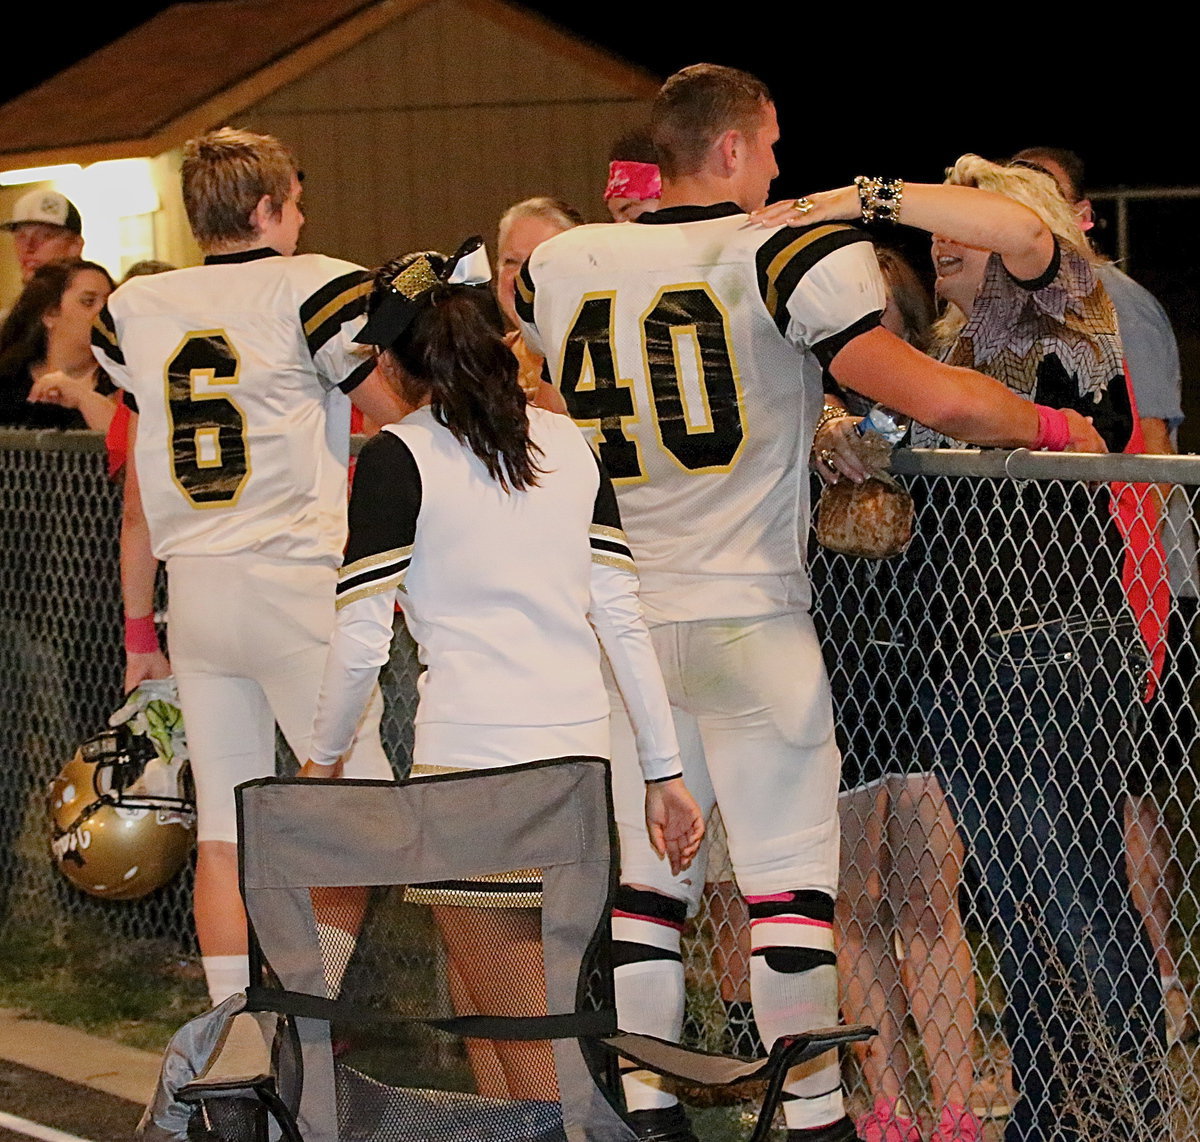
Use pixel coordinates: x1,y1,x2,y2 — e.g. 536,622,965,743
372,253,542,491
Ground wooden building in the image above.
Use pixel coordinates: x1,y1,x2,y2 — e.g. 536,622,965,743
0,0,657,301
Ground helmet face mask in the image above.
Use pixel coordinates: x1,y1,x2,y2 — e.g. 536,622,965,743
49,722,196,900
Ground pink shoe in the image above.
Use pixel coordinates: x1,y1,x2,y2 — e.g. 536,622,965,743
854,1098,920,1142
930,1103,983,1142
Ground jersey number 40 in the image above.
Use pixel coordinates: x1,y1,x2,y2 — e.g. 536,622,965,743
558,284,746,482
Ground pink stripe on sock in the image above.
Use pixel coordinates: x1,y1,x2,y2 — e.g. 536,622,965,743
744,892,792,903
612,909,684,931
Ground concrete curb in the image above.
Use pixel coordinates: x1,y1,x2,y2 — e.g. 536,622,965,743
0,1009,159,1105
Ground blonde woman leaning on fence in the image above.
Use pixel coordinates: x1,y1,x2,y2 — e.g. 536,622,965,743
756,157,1165,1142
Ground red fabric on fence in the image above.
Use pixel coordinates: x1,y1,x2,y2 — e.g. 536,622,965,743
1108,365,1170,699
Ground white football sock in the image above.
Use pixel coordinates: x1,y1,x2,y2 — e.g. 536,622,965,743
203,953,249,1007
750,959,843,1130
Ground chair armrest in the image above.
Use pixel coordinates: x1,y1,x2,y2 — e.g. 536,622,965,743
600,1024,874,1086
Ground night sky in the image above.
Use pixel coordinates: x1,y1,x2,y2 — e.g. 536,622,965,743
0,3,1187,193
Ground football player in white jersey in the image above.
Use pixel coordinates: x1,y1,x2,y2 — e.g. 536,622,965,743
91,128,406,1009
518,65,1105,1142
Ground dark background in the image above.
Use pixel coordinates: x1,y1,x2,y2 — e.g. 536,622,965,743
4,3,1196,445
0,4,1186,191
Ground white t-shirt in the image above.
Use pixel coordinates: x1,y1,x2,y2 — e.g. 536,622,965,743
92,248,374,564
518,205,886,623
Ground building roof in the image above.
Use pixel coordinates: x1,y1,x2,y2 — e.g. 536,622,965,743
0,0,657,171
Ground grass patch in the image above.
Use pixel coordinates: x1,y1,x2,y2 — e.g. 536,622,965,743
0,920,207,1052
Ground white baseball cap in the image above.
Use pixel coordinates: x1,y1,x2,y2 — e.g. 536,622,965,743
2,188,83,234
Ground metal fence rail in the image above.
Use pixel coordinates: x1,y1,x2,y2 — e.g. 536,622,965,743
2,433,1197,1138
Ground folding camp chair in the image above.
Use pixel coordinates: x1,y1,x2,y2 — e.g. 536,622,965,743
141,757,869,1142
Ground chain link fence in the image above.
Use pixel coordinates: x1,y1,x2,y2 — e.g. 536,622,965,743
2,434,1199,1137
804,449,1200,1138
0,430,421,949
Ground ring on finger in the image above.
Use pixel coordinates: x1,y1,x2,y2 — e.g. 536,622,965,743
792,197,814,214
819,448,837,467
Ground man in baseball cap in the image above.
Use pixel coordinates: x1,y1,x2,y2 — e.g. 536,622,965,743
3,189,84,282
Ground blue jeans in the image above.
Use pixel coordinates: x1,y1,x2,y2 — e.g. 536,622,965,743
921,612,1164,1142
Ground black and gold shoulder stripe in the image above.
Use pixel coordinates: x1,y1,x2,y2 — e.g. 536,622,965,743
755,223,871,334
336,546,412,609
91,306,124,365
301,270,373,357
590,524,635,574
340,432,422,608
513,260,536,325
588,449,631,572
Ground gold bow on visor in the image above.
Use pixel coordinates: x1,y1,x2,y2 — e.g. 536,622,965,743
355,236,490,348
390,256,440,300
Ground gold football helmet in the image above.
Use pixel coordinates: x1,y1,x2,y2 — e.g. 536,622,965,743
49,723,196,900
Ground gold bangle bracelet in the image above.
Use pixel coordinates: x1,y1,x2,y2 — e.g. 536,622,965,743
815,403,853,435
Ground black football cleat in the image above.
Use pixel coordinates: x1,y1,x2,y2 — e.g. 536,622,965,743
626,1104,700,1142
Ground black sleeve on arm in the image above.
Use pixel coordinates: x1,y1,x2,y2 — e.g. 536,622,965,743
1007,237,1061,291
337,433,421,604
590,449,623,530
588,449,636,571
339,356,375,394
813,310,884,369
345,433,420,564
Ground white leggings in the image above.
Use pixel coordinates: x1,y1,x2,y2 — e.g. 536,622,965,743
609,611,841,904
167,554,392,843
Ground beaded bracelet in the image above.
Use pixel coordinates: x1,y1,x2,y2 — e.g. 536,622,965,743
815,402,853,435
854,176,904,225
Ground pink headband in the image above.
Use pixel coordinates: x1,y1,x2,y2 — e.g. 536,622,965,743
605,161,661,202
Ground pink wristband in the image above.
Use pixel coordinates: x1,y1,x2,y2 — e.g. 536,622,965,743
1032,404,1071,452
125,613,159,655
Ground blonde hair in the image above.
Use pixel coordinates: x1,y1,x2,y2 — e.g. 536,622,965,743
933,153,1094,345
497,197,583,249
182,127,297,249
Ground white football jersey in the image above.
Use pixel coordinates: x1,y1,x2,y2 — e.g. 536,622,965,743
93,249,374,564
518,205,886,623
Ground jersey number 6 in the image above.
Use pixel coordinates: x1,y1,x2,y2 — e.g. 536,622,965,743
164,331,249,509
558,285,745,482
